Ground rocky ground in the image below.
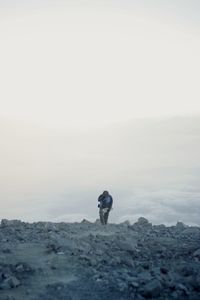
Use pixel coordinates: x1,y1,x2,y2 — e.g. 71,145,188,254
0,217,200,300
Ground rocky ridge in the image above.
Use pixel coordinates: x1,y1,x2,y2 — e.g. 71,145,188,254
0,217,200,300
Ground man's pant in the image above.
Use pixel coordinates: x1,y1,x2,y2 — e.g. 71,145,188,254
99,208,110,225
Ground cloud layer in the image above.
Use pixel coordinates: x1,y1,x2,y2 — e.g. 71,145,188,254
0,116,199,225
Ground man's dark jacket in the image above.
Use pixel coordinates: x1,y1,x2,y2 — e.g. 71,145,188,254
98,194,113,209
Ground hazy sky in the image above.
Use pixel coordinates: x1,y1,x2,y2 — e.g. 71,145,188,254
1,116,200,225
0,1,200,225
0,0,200,129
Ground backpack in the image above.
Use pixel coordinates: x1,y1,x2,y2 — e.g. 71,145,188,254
103,196,112,207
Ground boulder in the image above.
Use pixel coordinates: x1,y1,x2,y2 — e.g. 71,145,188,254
141,279,162,298
94,219,101,225
176,221,187,230
134,217,152,227
0,276,20,289
81,219,92,224
1,219,21,227
120,220,131,226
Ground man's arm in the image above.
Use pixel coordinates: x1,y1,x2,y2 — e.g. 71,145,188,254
98,194,103,202
109,196,113,209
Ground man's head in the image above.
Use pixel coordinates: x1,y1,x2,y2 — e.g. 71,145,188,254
103,191,109,196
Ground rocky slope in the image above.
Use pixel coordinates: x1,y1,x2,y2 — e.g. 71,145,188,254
0,218,200,300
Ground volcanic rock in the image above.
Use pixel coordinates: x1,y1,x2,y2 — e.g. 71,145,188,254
0,218,199,299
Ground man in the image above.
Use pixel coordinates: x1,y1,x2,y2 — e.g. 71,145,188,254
98,191,113,225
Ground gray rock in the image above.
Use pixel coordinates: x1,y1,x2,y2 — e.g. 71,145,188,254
81,219,92,224
138,271,153,283
176,221,187,230
1,219,21,227
116,239,137,252
181,227,200,236
136,217,150,226
160,267,169,274
0,276,20,289
120,220,131,226
193,248,200,258
44,222,58,232
8,276,21,288
141,279,162,298
46,242,62,254
176,283,189,295
117,280,127,292
0,219,200,299
128,279,139,289
94,219,101,225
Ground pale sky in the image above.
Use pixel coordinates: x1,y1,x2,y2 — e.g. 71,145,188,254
0,0,200,129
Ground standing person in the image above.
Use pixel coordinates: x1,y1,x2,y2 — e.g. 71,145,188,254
98,191,113,225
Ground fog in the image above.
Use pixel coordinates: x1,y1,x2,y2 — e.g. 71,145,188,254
0,1,200,224
1,116,200,225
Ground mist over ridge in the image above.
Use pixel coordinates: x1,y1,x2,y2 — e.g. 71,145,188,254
0,115,199,225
